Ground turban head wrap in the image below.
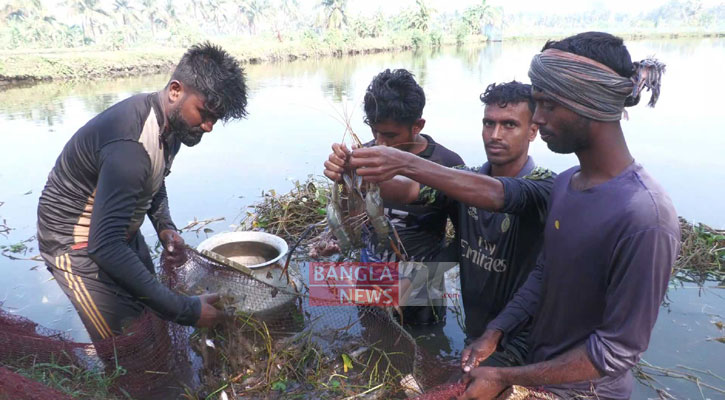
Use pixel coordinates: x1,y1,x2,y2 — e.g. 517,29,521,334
528,49,666,122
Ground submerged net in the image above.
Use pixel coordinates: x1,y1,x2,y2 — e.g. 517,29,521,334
0,248,462,399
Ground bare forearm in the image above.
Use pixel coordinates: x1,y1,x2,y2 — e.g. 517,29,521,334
498,345,602,388
378,177,420,204
401,154,505,211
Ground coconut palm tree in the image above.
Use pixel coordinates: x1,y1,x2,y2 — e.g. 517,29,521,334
267,0,299,40
316,0,347,30
462,0,501,35
64,0,111,41
408,0,434,31
140,0,169,35
113,0,141,41
238,0,269,35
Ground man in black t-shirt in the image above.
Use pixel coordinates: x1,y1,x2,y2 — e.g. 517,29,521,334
316,69,463,326
326,81,554,365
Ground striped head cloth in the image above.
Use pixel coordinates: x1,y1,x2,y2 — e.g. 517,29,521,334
528,48,666,122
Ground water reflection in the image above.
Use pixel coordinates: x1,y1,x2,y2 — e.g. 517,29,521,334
0,38,724,399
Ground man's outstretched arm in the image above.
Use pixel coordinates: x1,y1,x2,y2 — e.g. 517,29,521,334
344,145,506,211
323,143,422,205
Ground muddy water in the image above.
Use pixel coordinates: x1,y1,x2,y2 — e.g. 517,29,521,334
1,38,724,398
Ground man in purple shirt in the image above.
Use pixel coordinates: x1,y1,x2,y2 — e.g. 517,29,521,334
452,32,680,399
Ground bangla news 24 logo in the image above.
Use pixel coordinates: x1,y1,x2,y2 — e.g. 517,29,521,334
309,262,399,306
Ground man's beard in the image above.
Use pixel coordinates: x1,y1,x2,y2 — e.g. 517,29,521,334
541,120,590,155
168,106,205,147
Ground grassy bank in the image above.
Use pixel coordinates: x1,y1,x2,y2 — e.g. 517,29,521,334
0,34,482,87
2,29,723,87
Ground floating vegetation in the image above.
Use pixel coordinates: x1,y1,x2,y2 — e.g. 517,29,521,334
0,201,11,237
710,319,725,344
674,218,725,285
240,176,330,247
180,217,226,237
186,312,414,400
634,359,725,399
0,235,40,261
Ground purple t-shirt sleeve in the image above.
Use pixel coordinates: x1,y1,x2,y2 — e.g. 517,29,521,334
486,252,545,334
586,228,680,376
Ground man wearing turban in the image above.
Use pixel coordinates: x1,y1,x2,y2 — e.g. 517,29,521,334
458,32,679,400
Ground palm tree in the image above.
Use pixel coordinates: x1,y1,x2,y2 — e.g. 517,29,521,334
64,0,110,40
140,0,169,35
462,0,501,35
409,0,434,31
1,0,38,21
268,0,299,40
238,0,269,35
316,0,347,30
203,0,230,33
113,0,141,42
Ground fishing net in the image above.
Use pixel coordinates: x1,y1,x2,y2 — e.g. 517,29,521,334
411,382,466,400
0,299,194,399
0,366,72,400
0,247,464,399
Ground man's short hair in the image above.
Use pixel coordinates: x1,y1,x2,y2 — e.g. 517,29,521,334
363,69,425,126
170,42,248,121
480,81,535,114
541,32,640,106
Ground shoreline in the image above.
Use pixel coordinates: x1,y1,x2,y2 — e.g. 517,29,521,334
2,31,722,88
0,37,427,88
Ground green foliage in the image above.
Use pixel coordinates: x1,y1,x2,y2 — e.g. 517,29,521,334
429,29,443,47
271,379,287,391
407,0,434,32
7,353,127,399
0,0,723,73
317,0,348,30
409,29,428,49
454,21,470,46
323,28,346,50
348,12,387,39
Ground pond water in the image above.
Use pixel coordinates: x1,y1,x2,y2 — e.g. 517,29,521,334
1,38,724,398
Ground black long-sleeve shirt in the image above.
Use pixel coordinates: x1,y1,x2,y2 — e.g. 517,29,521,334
420,157,555,338
37,93,200,326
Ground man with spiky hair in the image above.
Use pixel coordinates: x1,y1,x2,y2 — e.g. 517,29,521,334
37,42,248,341
324,80,554,365
453,32,678,399
314,69,464,326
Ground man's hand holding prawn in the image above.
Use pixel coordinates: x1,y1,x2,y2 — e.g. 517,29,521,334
348,146,414,183
323,143,352,183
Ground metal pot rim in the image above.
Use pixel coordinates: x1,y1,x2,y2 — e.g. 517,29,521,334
196,231,289,269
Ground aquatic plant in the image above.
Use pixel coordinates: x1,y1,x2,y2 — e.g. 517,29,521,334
240,175,330,247
674,217,725,284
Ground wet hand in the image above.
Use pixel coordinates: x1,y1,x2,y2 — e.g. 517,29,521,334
323,143,351,182
461,329,502,372
195,293,224,328
160,229,187,266
458,367,507,400
349,146,410,183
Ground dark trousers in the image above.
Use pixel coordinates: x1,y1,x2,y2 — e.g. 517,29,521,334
41,233,154,342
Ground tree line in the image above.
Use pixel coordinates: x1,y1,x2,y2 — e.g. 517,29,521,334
0,0,722,51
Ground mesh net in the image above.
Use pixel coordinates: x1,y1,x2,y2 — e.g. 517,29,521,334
410,382,466,400
0,247,466,399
